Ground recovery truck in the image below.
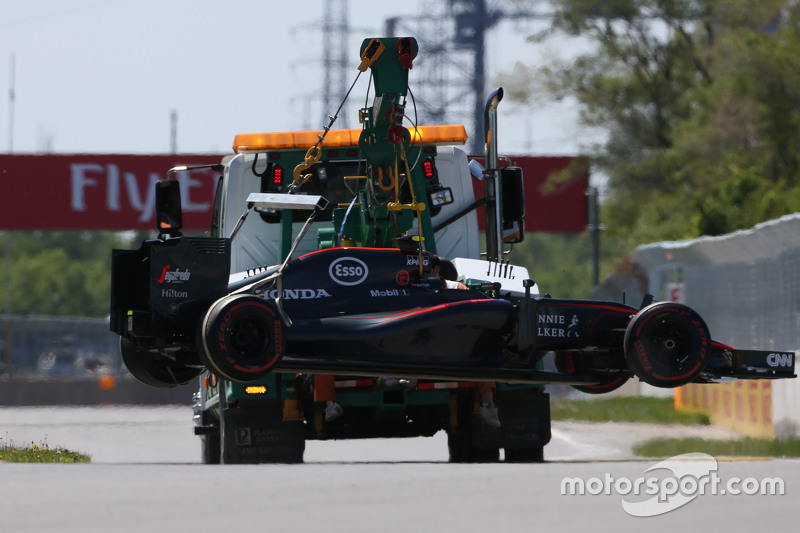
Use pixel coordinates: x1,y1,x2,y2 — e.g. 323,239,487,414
110,37,795,464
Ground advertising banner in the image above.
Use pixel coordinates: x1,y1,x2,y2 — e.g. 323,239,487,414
472,156,589,233
1,153,588,233
0,154,222,231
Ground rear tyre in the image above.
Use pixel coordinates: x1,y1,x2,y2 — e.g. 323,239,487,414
624,302,710,388
200,294,285,382
120,337,201,387
554,351,629,395
572,376,629,395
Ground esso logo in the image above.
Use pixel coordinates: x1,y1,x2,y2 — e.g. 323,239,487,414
329,257,369,286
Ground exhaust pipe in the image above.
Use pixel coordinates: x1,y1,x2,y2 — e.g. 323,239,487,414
484,88,504,262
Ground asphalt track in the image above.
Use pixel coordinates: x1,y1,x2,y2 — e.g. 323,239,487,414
0,406,797,533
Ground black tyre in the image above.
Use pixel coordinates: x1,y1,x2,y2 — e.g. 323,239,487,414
572,376,629,395
504,447,544,463
448,431,500,463
200,432,221,464
120,337,202,387
554,351,630,395
447,391,500,463
624,302,710,388
201,294,285,382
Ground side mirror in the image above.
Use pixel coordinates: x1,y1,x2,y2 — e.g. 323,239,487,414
468,159,485,180
501,166,524,243
155,180,183,238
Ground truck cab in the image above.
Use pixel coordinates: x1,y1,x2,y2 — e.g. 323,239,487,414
217,129,481,272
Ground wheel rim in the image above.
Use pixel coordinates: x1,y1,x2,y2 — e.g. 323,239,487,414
228,317,270,359
646,320,692,371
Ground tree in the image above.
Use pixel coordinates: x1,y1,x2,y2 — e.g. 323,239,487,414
0,231,134,317
661,1,800,234
504,0,800,245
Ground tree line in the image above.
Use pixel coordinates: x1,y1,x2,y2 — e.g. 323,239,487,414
503,0,800,251
0,231,138,317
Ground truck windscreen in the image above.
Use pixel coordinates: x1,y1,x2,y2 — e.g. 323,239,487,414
260,160,366,224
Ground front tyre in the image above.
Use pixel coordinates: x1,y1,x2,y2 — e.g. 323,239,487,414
624,302,709,388
200,294,285,382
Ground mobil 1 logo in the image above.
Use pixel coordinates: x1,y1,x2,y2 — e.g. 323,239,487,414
329,256,369,286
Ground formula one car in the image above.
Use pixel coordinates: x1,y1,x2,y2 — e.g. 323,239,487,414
111,191,796,393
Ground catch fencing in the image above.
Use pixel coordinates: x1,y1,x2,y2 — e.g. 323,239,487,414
632,213,800,438
634,213,800,352
0,315,122,378
0,315,194,405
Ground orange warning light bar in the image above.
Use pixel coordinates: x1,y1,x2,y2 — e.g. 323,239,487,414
232,125,468,153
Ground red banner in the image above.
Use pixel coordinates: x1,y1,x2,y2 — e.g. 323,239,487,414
472,156,589,233
0,154,587,233
0,154,223,231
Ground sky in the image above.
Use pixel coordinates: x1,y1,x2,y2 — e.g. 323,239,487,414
1,0,604,159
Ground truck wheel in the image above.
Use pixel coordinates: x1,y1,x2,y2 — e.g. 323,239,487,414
504,447,544,463
554,351,629,395
200,432,221,464
201,294,285,382
624,302,709,388
120,337,201,387
447,392,500,463
448,431,500,463
495,388,550,463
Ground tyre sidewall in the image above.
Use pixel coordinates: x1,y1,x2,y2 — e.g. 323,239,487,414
554,351,630,395
202,295,284,382
624,302,709,387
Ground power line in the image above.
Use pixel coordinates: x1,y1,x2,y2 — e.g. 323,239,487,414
322,0,351,130
8,54,15,153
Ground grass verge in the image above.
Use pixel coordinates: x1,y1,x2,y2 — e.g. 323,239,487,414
634,437,800,458
0,440,90,463
550,396,711,425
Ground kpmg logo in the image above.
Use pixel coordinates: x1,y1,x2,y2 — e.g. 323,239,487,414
329,257,369,286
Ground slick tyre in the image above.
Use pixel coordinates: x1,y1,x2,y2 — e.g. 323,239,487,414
554,351,630,395
571,376,629,395
119,337,201,387
201,294,285,382
624,302,710,388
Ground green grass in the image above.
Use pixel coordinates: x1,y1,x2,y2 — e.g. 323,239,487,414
548,396,800,458
0,440,90,463
634,437,800,458
550,396,711,425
